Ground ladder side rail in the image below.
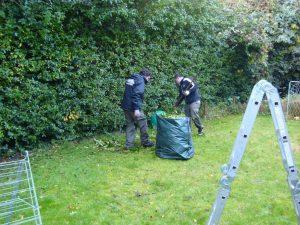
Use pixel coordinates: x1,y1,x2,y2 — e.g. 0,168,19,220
207,81,265,225
266,86,300,223
266,86,294,170
227,87,264,177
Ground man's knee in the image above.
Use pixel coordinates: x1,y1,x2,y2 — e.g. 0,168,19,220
190,107,199,117
138,118,148,133
126,122,135,131
190,103,200,116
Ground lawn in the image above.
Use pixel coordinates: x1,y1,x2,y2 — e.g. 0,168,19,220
31,115,300,225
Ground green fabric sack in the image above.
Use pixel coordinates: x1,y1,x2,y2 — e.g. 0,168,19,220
150,110,166,127
155,116,194,160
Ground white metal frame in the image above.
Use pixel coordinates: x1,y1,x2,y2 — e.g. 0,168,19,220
287,80,300,119
0,151,42,225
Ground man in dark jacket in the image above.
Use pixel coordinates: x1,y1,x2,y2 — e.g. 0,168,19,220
121,68,154,149
174,73,204,135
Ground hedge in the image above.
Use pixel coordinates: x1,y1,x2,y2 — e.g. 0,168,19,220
0,0,298,155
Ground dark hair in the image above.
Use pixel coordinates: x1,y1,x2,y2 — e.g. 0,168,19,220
174,72,182,79
140,68,152,77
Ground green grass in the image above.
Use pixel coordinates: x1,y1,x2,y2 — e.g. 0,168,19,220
31,115,300,225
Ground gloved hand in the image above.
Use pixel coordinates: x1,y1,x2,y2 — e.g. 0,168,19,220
134,110,141,118
183,90,190,96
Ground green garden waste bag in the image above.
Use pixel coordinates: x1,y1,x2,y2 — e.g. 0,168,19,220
155,116,194,160
150,110,166,127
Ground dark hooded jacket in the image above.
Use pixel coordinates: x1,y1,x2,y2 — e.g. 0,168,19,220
178,78,201,104
121,73,146,111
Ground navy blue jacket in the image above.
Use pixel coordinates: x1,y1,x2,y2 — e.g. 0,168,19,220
121,73,146,111
178,78,201,104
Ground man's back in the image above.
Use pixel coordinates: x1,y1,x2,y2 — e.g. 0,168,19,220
179,78,201,104
121,73,145,111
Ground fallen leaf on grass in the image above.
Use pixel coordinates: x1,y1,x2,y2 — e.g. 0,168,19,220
70,211,77,216
94,138,122,151
135,191,142,197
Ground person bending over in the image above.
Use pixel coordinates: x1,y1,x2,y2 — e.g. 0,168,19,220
174,73,204,135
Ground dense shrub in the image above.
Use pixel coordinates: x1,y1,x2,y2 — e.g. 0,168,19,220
220,0,300,94
0,0,298,155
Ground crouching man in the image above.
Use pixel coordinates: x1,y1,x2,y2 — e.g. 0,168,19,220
174,73,204,135
121,68,155,149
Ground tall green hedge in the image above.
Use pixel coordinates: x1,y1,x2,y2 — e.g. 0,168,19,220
0,0,299,155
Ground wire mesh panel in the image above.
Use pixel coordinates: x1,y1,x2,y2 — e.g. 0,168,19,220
287,81,300,119
0,152,42,225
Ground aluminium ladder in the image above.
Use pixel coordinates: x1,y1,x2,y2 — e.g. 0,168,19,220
207,80,300,225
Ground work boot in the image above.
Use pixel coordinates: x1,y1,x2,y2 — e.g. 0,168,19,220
142,141,155,148
198,126,204,136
